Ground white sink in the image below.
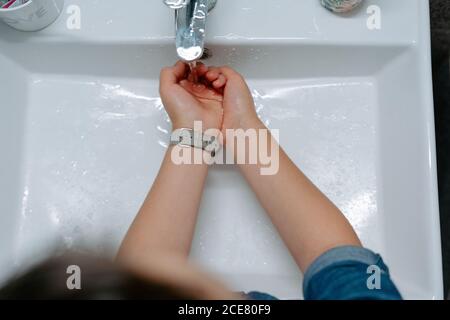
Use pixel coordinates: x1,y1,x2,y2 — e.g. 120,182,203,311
0,0,443,299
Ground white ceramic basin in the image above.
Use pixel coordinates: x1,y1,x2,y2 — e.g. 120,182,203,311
0,0,443,299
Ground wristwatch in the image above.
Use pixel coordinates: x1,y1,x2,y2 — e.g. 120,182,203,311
170,128,220,157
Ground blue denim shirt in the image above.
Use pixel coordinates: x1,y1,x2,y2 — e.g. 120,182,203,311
246,246,402,300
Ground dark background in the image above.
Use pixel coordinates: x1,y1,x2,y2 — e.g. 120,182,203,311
430,0,450,299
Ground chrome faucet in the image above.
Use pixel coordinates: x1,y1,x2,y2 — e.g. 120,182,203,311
163,0,217,62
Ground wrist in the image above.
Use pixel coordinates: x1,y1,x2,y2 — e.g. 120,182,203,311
229,116,265,131
172,121,221,132
244,117,266,130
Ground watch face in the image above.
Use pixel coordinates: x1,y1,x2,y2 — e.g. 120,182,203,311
205,140,220,158
170,128,221,157
171,128,193,146
179,129,193,145
204,135,218,148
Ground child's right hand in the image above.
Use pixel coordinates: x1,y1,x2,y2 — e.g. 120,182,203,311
205,66,263,132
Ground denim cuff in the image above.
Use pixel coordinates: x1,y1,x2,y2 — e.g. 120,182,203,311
303,246,384,294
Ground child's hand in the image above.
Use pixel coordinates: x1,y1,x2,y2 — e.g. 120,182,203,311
159,61,224,131
203,66,261,132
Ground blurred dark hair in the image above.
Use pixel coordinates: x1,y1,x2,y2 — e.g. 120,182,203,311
0,254,198,300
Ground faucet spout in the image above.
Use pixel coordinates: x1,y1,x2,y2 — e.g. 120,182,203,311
164,0,216,62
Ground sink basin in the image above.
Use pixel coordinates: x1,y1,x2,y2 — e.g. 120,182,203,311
0,0,443,299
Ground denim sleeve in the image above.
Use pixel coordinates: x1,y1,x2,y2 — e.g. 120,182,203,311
303,246,402,300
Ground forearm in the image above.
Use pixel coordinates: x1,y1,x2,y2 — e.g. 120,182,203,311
237,119,361,272
117,146,208,263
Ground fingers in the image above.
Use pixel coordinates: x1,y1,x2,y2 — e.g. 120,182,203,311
187,62,207,82
212,74,227,89
195,62,208,77
160,62,239,92
205,67,220,82
218,66,243,80
205,67,227,89
173,61,188,80
160,61,188,87
206,66,244,88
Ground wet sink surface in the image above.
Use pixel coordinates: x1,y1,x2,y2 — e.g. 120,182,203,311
0,0,443,299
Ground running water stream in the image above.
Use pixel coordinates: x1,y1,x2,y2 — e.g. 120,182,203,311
188,61,199,84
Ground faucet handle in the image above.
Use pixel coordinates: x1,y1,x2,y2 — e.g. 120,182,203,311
163,0,191,9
